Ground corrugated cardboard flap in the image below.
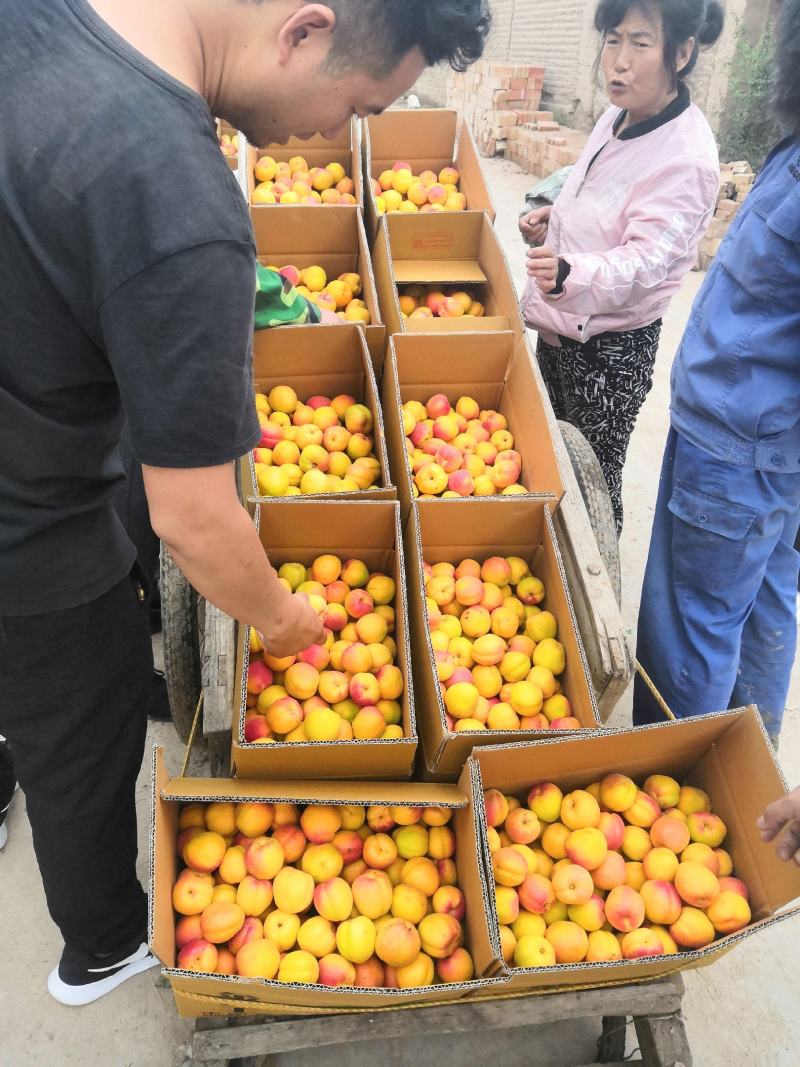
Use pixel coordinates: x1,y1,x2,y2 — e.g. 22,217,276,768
162,775,467,807
393,260,487,285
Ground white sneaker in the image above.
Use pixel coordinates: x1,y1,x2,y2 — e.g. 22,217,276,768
0,822,7,850
48,940,160,1006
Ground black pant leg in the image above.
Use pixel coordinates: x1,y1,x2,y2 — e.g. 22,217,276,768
0,573,153,954
0,742,15,826
536,336,570,423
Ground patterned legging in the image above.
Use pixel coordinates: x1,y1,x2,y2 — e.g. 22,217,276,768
537,321,662,534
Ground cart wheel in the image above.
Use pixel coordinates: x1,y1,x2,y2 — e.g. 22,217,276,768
160,545,202,743
597,1015,628,1062
558,421,622,607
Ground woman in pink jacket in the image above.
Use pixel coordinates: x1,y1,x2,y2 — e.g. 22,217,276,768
521,0,723,532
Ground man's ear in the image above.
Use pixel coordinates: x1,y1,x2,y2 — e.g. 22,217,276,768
276,4,336,66
675,36,695,74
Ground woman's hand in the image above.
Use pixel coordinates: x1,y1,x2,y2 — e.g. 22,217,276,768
318,308,344,325
527,246,561,294
519,206,552,246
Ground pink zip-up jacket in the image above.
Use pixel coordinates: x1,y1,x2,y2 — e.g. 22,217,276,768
521,89,720,344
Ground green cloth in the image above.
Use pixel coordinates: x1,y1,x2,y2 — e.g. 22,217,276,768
254,264,320,330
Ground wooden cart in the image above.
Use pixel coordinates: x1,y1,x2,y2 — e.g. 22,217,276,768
179,973,692,1067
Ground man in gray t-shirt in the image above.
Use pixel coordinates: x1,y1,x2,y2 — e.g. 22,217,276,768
0,0,489,1006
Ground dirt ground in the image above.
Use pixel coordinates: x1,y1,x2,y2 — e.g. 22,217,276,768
0,153,797,1067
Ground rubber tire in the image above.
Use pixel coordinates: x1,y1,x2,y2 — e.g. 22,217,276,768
558,421,622,607
160,545,202,743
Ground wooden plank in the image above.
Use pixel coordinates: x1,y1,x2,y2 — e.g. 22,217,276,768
201,603,236,736
634,1013,693,1067
191,977,684,1061
550,445,633,720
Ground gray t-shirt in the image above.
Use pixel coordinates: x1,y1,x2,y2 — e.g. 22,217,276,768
0,0,260,615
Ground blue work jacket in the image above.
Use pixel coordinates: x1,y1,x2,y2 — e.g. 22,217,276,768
671,136,800,472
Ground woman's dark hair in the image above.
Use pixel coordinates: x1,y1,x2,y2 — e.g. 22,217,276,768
594,0,724,87
774,0,800,131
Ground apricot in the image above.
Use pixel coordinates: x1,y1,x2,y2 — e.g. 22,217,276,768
706,890,751,935
200,901,246,945
599,773,638,813
591,851,627,891
336,915,377,965
264,910,301,952
352,869,393,920
545,920,589,963
561,791,601,831
621,928,665,959
674,861,720,909
297,915,337,959
173,870,215,916
300,804,342,844
552,863,595,905
517,873,555,915
642,847,680,883
301,843,344,884
640,880,682,925
178,940,218,973
586,930,623,962
418,913,461,959
183,831,227,874
669,906,715,949
565,827,608,871
272,867,315,914
236,875,273,917
245,836,285,880
605,885,645,932
624,791,662,829
218,845,248,885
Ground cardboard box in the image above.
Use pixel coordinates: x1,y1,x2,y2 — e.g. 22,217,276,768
383,332,564,521
232,501,417,780
363,110,495,241
468,707,800,990
250,205,385,374
404,499,600,780
245,324,395,504
246,119,363,208
373,213,525,339
216,119,239,172
149,748,506,1014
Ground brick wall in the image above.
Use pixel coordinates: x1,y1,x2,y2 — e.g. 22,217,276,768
414,0,596,122
413,0,770,136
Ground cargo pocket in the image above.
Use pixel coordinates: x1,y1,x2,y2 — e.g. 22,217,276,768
668,481,757,590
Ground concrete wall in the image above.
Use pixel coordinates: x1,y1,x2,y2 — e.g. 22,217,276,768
413,0,773,137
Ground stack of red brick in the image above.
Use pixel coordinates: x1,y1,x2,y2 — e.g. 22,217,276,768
445,62,545,157
696,161,755,270
505,116,587,179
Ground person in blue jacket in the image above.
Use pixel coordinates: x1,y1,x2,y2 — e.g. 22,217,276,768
635,0,800,744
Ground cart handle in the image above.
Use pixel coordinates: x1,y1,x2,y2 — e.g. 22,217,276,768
634,659,676,722
180,692,205,778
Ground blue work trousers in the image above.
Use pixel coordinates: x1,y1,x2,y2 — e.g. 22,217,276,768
634,429,800,739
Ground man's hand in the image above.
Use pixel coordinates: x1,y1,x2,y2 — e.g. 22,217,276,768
527,246,561,294
519,206,552,246
757,787,800,865
319,308,344,326
259,590,326,659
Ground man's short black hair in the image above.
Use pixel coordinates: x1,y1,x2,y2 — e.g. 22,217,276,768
324,0,491,77
774,0,800,132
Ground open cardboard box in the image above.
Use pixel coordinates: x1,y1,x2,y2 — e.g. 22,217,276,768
363,110,495,242
404,499,600,781
244,324,395,504
245,119,363,209
383,332,565,522
250,205,385,374
149,747,506,1014
467,707,800,992
373,213,524,339
216,119,240,172
232,501,417,780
